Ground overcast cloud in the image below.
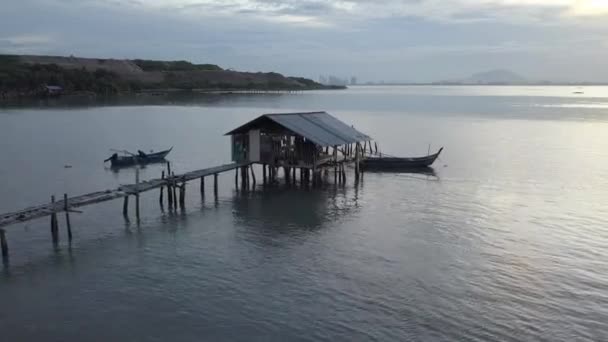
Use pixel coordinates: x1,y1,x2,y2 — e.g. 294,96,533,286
1,0,608,82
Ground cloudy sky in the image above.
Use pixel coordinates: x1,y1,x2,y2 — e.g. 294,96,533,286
2,0,608,82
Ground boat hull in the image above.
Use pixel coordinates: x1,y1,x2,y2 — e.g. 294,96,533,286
361,148,443,171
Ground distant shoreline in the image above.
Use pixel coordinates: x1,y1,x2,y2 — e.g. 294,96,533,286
0,54,344,101
0,87,346,102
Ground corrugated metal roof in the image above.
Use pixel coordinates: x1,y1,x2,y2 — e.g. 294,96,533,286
226,111,371,146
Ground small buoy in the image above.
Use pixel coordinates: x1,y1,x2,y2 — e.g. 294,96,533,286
64,165,72,168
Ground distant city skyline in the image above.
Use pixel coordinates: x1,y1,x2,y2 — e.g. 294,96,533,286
2,1,608,83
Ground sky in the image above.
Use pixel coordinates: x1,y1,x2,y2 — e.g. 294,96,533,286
1,0,608,82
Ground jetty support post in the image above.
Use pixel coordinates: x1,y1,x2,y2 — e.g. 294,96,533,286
172,172,178,210
135,168,140,220
200,176,205,195
333,145,338,184
250,165,257,186
167,176,173,208
355,142,360,181
269,166,273,183
123,195,129,218
160,171,165,207
179,179,186,210
241,166,247,189
214,173,218,197
284,167,290,184
64,193,72,242
235,168,239,189
0,228,8,261
166,163,173,207
0,229,8,260
262,164,267,184
50,195,59,244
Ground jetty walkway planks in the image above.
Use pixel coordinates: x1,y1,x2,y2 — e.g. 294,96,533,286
0,162,247,229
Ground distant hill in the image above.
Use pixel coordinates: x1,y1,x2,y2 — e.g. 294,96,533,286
463,69,527,85
0,54,341,99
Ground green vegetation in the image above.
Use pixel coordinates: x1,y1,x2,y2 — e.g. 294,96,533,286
0,54,342,99
0,55,137,96
133,59,222,72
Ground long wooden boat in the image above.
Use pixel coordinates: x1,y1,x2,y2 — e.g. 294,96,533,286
361,147,443,171
104,147,173,168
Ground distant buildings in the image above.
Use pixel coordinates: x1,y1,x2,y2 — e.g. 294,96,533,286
318,75,358,86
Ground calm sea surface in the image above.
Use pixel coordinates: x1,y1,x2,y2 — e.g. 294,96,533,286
1,86,607,341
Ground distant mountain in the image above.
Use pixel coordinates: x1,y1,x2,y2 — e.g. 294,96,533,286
463,69,527,85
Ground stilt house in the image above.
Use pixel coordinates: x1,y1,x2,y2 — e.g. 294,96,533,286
225,111,372,171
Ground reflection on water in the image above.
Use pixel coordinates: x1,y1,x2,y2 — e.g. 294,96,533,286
230,183,362,234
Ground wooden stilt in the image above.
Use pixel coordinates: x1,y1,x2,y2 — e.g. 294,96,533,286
167,175,173,207
333,145,338,184
214,173,218,196
179,182,186,209
250,165,257,185
262,164,267,184
355,142,360,181
50,195,59,243
0,229,8,259
200,176,205,194
64,193,72,242
135,168,140,220
167,182,173,207
123,195,129,217
292,167,296,183
135,193,140,219
160,171,165,206
172,172,178,210
235,168,239,189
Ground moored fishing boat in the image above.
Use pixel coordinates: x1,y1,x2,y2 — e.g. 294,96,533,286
361,147,443,171
104,147,173,168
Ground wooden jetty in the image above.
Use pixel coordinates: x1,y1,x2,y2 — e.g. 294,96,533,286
0,111,375,260
0,162,246,229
